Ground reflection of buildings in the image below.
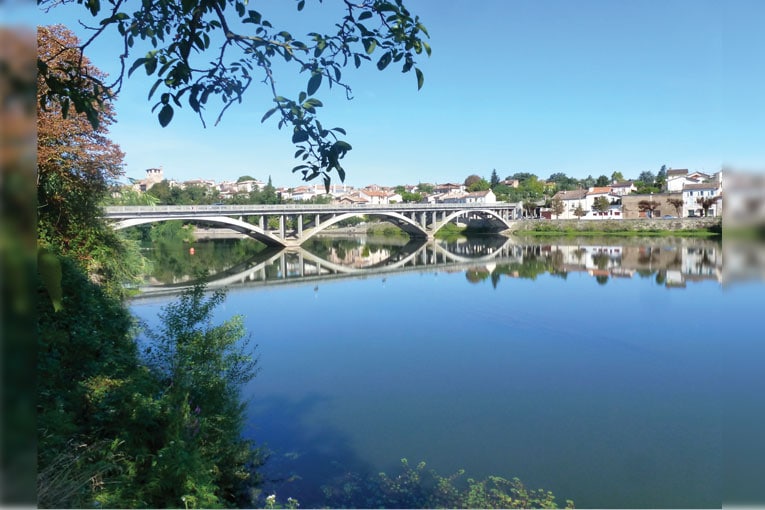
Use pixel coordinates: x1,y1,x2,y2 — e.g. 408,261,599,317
541,242,723,287
326,245,392,268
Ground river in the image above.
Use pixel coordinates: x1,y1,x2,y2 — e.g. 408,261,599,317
130,234,765,508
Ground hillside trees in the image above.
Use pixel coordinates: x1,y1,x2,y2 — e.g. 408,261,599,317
37,0,429,187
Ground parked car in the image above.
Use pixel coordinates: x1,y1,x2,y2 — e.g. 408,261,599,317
662,215,676,219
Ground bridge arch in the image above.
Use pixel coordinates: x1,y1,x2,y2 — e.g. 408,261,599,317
431,209,513,235
113,215,288,247
299,211,429,242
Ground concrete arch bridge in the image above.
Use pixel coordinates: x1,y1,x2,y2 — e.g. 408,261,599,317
105,202,521,247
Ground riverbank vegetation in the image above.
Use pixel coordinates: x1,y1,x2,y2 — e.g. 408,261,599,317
317,459,574,509
37,25,263,508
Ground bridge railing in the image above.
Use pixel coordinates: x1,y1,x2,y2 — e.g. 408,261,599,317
104,202,521,216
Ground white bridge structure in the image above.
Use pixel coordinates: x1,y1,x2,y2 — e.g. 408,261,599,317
105,203,522,247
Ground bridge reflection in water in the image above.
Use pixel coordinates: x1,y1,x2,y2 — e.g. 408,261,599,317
132,236,730,300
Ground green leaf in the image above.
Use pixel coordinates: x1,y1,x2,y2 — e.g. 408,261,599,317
415,67,424,90
128,57,147,77
181,0,196,15
292,129,309,143
303,98,323,108
261,107,278,123
306,72,322,96
297,0,305,11
376,52,392,71
363,38,377,55
158,104,174,127
358,11,373,21
145,57,157,75
148,78,162,100
333,140,352,152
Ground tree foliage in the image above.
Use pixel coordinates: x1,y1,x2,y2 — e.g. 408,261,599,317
38,270,263,508
696,196,720,216
490,169,500,188
321,458,574,509
464,174,483,187
592,196,611,214
37,0,430,187
550,197,565,219
668,197,684,217
637,199,661,217
37,25,145,297
467,178,491,192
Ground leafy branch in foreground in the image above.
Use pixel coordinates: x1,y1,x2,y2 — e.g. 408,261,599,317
38,0,430,188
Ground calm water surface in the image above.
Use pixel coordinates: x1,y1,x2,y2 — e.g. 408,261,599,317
131,236,764,508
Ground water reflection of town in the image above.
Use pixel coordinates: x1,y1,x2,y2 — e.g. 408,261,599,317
132,235,760,300
478,242,723,288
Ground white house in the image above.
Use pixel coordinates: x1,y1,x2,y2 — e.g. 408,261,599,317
667,169,712,193
235,179,265,193
458,189,496,204
683,182,722,217
358,188,393,204
552,189,588,219
610,181,637,196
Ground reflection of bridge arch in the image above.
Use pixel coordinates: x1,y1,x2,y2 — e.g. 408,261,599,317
114,216,287,247
432,237,516,264
136,237,520,294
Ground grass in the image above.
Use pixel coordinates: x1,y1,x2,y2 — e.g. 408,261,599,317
517,229,720,238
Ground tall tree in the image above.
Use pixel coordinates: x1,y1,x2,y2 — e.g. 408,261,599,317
550,196,565,219
611,171,624,182
490,169,500,188
638,171,656,186
595,175,610,187
37,25,142,295
37,1,429,187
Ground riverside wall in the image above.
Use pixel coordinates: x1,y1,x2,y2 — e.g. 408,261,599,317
507,217,722,233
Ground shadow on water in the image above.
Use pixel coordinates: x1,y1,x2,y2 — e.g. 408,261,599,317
245,393,374,507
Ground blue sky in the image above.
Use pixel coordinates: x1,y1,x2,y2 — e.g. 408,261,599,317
22,0,765,186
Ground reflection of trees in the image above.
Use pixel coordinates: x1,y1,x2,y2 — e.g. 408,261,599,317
465,267,490,283
591,252,611,270
147,238,268,284
595,274,609,285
